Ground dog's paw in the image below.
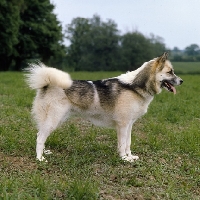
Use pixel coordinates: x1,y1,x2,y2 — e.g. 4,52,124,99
43,149,53,155
36,156,48,162
122,155,139,162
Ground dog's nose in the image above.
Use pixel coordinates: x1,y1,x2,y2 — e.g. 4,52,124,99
180,79,183,84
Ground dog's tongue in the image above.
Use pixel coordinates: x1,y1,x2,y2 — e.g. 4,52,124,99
171,85,176,94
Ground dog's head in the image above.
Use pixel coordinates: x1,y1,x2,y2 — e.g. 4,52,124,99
152,52,183,94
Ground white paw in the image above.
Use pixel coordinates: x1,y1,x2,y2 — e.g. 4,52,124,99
43,149,52,155
122,155,139,162
36,156,48,162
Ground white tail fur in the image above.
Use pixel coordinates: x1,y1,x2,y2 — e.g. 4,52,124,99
25,62,72,89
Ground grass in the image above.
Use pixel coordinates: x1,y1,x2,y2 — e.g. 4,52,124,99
0,70,200,199
172,62,200,74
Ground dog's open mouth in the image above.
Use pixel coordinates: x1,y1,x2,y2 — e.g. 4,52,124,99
161,80,176,94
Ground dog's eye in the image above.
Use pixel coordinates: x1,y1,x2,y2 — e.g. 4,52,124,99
167,70,173,75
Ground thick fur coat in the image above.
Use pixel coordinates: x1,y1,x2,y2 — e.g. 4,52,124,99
25,53,183,162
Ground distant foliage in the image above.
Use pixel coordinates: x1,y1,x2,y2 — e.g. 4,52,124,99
170,44,200,62
65,15,120,71
119,33,166,71
0,4,199,71
65,15,167,71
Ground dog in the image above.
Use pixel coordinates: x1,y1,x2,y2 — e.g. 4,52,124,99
25,52,183,162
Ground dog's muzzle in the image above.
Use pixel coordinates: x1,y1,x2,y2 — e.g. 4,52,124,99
161,77,183,94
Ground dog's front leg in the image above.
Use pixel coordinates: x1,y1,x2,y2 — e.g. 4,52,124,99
116,123,139,162
125,122,139,162
116,124,128,158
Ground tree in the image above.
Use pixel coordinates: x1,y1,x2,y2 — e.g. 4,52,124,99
185,44,200,56
0,0,22,71
170,47,183,61
149,34,166,57
0,0,65,71
65,15,120,71
13,0,65,70
119,32,153,70
65,17,90,70
65,17,168,71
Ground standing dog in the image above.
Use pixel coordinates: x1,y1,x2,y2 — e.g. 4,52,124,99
25,53,183,162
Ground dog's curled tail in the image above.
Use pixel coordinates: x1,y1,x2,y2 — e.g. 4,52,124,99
25,62,73,90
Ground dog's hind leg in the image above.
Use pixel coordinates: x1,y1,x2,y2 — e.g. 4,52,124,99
35,104,70,161
36,125,52,161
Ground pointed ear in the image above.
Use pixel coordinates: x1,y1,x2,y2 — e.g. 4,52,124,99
152,52,168,72
157,52,168,63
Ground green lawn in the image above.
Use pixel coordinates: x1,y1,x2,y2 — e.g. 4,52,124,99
172,62,200,74
0,71,199,199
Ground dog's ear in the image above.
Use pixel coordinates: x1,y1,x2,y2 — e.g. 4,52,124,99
153,52,168,71
152,52,168,72
157,52,168,63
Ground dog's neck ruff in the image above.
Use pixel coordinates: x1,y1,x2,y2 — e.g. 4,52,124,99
117,62,148,85
117,61,158,98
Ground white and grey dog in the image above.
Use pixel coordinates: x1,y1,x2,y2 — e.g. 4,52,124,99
25,53,183,162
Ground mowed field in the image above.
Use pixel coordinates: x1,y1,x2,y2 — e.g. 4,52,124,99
0,63,200,199
172,62,200,74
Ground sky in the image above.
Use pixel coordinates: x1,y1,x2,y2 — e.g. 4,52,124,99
51,0,200,50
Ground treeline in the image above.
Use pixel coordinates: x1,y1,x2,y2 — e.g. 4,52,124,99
0,1,199,71
171,45,200,62
64,15,166,71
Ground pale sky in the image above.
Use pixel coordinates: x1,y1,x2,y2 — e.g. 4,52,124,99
51,0,200,50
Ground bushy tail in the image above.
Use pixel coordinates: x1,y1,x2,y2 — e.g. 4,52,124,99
25,62,72,90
